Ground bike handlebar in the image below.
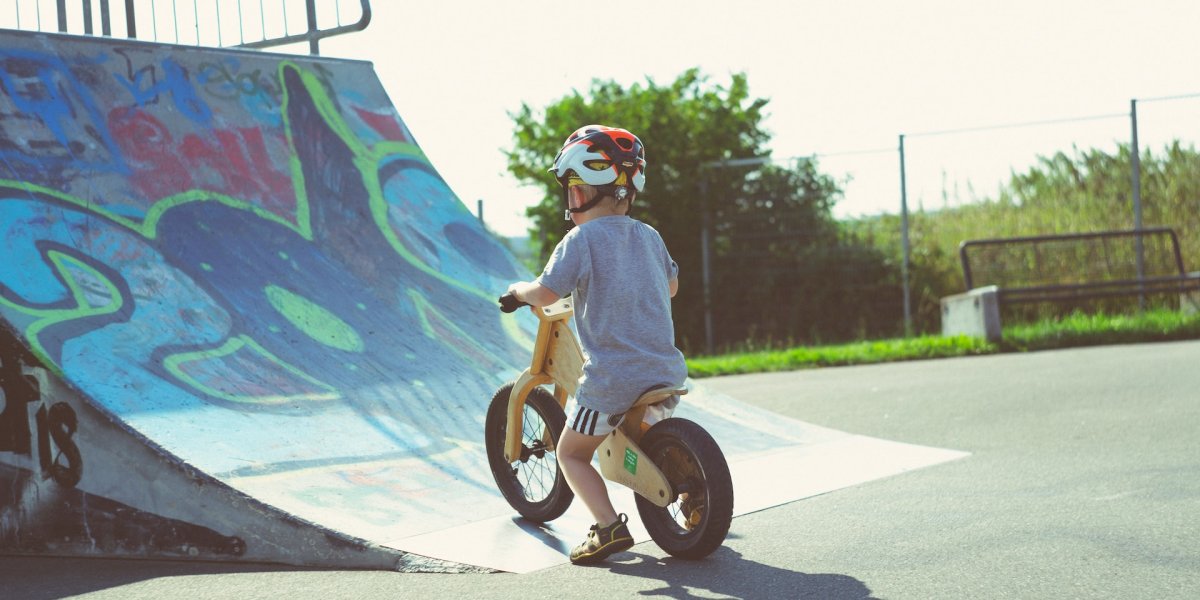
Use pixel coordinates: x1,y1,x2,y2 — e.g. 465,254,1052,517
498,292,529,313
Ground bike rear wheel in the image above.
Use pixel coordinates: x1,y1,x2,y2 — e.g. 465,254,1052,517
635,418,734,559
485,382,574,522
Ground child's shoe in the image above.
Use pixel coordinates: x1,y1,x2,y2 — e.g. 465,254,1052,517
569,513,634,565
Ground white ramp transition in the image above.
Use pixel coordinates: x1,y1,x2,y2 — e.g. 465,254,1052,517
391,382,969,573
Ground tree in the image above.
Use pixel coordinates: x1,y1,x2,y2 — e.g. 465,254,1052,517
505,70,899,351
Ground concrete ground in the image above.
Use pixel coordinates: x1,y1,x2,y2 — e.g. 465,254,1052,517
3,340,1198,599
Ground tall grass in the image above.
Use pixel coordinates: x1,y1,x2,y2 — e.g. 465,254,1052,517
844,142,1200,335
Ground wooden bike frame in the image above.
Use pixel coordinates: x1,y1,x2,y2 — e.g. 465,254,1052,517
503,298,686,508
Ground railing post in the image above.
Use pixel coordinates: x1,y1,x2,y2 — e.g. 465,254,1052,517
100,0,112,36
81,0,93,34
124,0,137,37
1130,99,1146,308
306,0,320,55
898,134,912,336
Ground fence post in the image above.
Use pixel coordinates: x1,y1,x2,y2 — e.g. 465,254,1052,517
1129,99,1146,309
699,178,714,355
898,134,912,336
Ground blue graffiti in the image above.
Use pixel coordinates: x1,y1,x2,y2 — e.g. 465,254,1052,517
114,57,213,126
0,48,126,174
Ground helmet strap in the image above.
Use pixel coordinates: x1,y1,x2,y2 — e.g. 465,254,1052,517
566,185,630,216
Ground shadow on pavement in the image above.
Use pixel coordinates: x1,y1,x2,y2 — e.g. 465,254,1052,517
605,546,879,600
0,555,317,600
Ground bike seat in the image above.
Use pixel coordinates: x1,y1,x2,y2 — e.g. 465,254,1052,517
631,386,688,408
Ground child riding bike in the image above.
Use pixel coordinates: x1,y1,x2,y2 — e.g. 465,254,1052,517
504,124,689,565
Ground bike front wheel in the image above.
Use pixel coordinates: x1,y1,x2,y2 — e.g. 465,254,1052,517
635,418,734,559
485,382,574,522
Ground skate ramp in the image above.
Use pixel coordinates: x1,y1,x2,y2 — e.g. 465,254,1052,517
0,30,966,571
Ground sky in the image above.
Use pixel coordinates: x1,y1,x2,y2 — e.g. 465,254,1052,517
9,0,1200,237
321,0,1200,238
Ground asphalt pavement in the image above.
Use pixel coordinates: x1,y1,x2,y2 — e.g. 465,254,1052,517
3,340,1198,599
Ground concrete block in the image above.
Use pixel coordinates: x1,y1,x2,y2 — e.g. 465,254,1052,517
941,285,1002,342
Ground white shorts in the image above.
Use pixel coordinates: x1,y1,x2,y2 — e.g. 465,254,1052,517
566,395,680,437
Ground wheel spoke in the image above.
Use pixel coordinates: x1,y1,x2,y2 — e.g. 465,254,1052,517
510,403,559,502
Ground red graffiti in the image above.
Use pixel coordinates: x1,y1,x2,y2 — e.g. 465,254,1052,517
353,106,411,143
108,108,297,215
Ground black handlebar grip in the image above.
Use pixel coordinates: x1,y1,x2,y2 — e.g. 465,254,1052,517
499,292,528,313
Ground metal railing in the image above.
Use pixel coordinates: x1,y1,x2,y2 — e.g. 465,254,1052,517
958,228,1200,304
3,0,371,55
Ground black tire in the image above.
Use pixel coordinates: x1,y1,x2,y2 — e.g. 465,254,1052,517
635,418,734,559
485,382,574,522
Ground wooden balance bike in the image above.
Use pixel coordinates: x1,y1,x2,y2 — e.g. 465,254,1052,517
488,294,733,559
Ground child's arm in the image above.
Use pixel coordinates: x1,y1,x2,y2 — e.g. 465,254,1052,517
668,277,679,298
508,281,561,308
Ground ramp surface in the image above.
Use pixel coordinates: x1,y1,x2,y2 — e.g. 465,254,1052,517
0,31,965,571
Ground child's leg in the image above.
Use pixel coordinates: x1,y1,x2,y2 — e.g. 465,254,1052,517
557,426,619,527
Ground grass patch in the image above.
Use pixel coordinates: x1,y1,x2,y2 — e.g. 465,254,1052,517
1000,308,1200,352
686,308,1200,378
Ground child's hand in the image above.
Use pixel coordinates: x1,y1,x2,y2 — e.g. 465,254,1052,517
498,290,527,313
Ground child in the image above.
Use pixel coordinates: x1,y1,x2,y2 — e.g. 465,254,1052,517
505,124,688,565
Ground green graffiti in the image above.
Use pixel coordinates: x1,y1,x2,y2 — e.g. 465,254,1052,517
0,250,125,377
163,334,340,405
265,284,363,352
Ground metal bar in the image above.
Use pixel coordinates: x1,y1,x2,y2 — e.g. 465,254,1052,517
238,0,371,50
193,0,199,45
81,1,94,36
306,0,319,55
125,0,135,37
999,276,1200,305
1168,229,1186,274
898,134,912,336
57,0,68,32
959,241,974,290
1130,99,1146,309
100,0,111,35
1002,275,1196,295
959,227,1178,249
216,0,223,46
699,179,714,355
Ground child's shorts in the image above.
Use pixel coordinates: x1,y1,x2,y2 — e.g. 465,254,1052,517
566,395,680,437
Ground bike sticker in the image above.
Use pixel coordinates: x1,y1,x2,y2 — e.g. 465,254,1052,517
624,447,638,475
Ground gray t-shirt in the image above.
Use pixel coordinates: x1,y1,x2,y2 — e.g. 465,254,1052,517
535,215,688,414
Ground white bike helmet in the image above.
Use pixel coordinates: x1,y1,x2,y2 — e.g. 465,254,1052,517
549,125,646,217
